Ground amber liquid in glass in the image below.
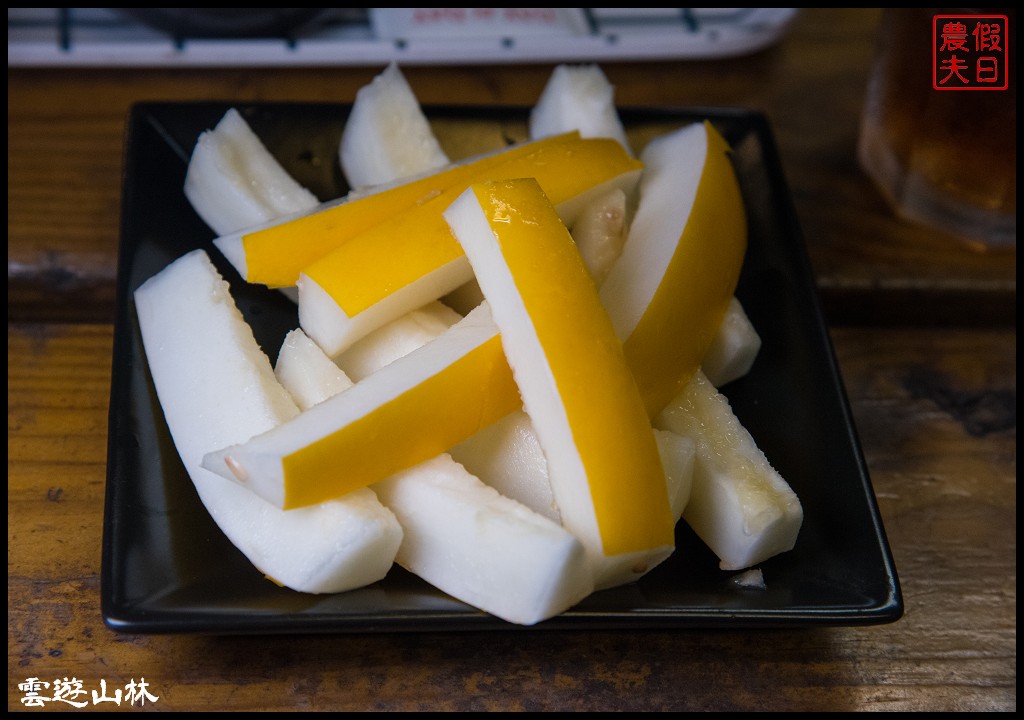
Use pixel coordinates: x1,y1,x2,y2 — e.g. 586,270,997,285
858,9,1016,245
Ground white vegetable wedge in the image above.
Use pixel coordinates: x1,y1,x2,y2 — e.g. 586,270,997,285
334,300,463,381
530,64,633,155
275,328,354,410
570,186,630,287
701,296,763,387
134,249,402,594
655,370,803,570
374,455,593,626
340,62,451,190
655,429,696,522
184,108,319,236
449,410,561,523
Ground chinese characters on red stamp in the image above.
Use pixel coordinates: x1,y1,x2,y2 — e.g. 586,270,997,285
933,14,1009,90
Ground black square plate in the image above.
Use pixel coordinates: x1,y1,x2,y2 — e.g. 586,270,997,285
102,102,903,633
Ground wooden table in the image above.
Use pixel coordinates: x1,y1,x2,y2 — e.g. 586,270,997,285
8,9,1015,711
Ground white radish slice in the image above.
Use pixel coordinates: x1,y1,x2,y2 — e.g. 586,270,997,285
334,300,463,381
701,297,763,387
134,249,401,594
655,370,803,571
373,455,593,626
655,429,697,522
529,64,633,155
340,62,451,190
184,108,319,236
449,410,561,524
570,187,630,287
274,328,354,410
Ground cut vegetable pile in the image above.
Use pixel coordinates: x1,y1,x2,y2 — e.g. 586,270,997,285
135,62,803,626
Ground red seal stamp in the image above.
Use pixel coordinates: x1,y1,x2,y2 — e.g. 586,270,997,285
933,14,1009,90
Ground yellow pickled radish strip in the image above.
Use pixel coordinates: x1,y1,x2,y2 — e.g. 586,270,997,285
200,304,521,509
303,135,643,317
236,131,580,288
600,121,747,417
444,178,674,560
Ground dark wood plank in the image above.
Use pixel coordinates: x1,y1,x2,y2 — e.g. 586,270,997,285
7,323,1015,711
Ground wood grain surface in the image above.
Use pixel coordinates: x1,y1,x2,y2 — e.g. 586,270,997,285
7,8,1016,712
8,324,1015,711
7,9,1015,325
